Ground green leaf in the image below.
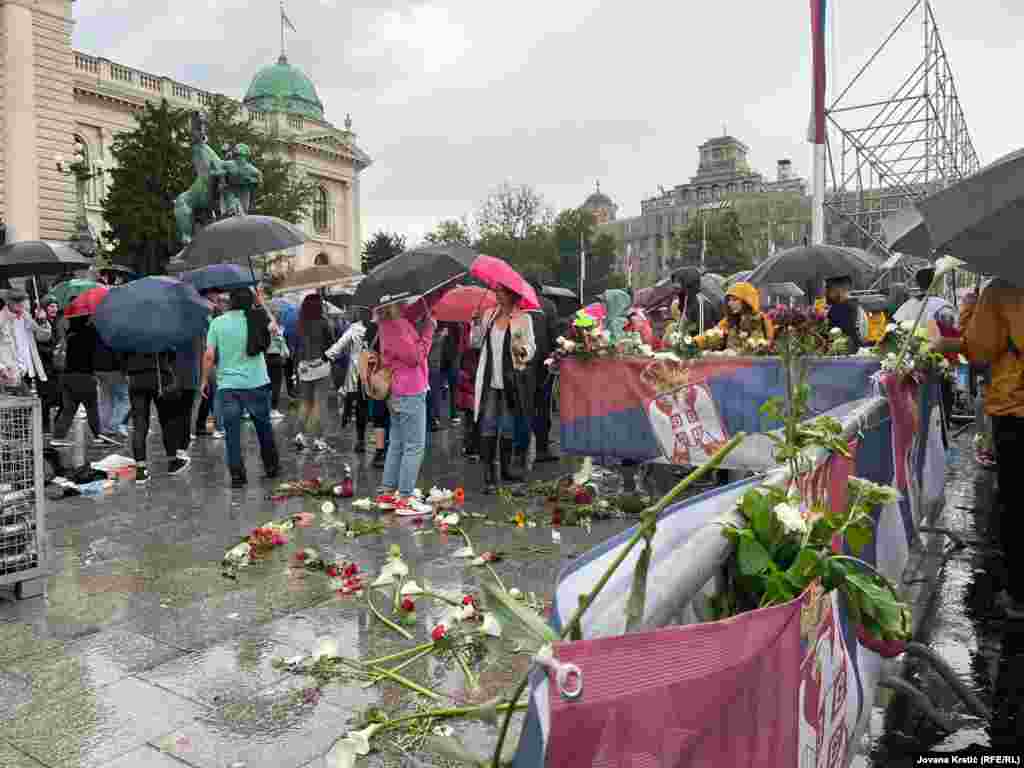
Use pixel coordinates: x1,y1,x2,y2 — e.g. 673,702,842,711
845,525,873,556
738,537,774,576
625,542,652,633
820,558,847,591
422,735,486,766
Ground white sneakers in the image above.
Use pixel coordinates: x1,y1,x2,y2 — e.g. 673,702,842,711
270,410,285,422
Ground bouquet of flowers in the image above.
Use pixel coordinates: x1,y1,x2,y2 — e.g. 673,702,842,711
871,321,951,380
765,304,831,356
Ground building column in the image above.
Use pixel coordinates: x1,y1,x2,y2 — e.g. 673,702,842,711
352,171,362,270
3,0,39,241
345,176,356,271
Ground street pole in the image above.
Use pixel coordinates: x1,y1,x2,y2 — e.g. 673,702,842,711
578,231,586,304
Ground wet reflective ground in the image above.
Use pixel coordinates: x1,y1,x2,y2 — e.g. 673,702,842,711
866,430,1024,765
3,398,1013,767
0,402,649,768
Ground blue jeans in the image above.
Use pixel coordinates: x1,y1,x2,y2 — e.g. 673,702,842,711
97,372,129,433
381,392,426,497
219,387,279,473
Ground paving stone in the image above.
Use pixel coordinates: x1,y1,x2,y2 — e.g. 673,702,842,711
4,676,204,768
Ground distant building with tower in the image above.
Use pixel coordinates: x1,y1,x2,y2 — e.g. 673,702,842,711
596,134,808,282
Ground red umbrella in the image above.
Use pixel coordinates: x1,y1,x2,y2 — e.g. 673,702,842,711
431,285,497,322
469,255,540,310
65,285,110,318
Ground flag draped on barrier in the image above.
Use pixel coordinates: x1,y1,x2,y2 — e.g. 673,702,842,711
516,369,946,767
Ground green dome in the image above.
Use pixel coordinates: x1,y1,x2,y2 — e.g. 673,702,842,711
243,54,324,121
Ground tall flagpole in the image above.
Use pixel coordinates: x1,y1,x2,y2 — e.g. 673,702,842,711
280,2,285,58
578,231,586,304
810,0,827,245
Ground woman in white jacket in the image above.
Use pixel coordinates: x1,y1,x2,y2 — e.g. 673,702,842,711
474,285,535,492
325,311,368,453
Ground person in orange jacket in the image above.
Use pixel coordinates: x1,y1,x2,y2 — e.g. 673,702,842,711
935,278,1024,619
695,282,774,353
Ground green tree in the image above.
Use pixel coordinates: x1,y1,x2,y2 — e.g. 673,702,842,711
424,218,473,248
474,182,556,276
554,207,618,300
670,208,750,276
361,230,407,274
727,192,811,263
102,100,191,276
102,96,317,275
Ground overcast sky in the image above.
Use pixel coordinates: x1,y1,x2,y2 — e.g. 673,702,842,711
72,0,1022,246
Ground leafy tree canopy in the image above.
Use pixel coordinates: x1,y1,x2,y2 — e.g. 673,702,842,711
102,96,317,275
362,230,407,274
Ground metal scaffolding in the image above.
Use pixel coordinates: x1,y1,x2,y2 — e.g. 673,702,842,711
824,0,980,286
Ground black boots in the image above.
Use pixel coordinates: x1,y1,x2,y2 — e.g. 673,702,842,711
500,437,524,483
480,436,498,493
230,465,247,488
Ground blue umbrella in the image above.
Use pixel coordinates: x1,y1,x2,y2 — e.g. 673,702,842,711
182,263,257,294
270,297,299,339
95,276,210,353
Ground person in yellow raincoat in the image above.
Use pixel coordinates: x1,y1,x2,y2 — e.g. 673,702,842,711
694,282,774,352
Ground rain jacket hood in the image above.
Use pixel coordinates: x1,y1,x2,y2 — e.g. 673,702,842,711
725,282,761,314
600,289,632,342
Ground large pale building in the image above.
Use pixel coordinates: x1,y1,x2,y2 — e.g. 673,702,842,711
0,0,370,272
599,134,808,280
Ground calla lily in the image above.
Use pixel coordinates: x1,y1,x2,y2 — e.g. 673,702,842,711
372,556,410,587
441,512,460,526
509,587,523,599
346,723,382,756
314,637,338,661
399,580,424,596
328,737,359,768
471,556,486,566
351,498,373,510
479,613,502,637
452,546,476,558
321,501,336,515
932,255,965,280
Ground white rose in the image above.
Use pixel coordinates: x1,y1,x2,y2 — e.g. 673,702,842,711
885,323,897,333
830,327,842,335
774,502,808,536
683,335,694,344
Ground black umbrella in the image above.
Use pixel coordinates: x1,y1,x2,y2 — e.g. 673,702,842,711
747,244,878,289
882,147,1024,285
352,245,478,308
542,285,577,299
325,293,353,310
179,215,307,274
0,241,92,278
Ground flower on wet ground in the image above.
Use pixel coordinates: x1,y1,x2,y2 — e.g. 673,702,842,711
471,551,501,566
431,624,448,642
400,597,416,612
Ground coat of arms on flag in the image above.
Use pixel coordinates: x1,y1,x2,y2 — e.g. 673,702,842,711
647,380,729,466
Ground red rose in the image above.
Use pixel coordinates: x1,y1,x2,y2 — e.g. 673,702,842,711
462,595,476,607
431,624,447,642
401,597,416,612
343,563,359,578
295,552,307,562
325,565,338,578
855,624,907,659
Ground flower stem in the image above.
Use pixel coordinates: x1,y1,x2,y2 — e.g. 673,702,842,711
483,562,508,594
454,649,480,693
366,592,414,640
380,701,528,732
362,646,434,689
366,663,442,701
420,590,462,607
363,642,434,667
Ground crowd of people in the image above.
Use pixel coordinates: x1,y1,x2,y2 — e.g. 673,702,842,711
2,264,1013,620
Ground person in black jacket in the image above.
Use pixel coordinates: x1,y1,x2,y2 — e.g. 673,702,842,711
50,317,118,448
527,277,560,463
124,350,190,484
825,275,863,353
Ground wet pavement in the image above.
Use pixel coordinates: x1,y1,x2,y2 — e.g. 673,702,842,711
0,400,645,768
864,428,1023,765
1,397,1017,767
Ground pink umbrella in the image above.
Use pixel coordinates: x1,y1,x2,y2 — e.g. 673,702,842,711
431,285,497,322
469,255,540,310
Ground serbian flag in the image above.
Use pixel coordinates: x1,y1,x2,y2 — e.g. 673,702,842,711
808,0,827,144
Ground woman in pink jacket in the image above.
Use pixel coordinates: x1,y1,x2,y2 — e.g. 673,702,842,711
374,297,437,515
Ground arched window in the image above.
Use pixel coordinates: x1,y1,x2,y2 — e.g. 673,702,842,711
313,186,329,233
72,134,96,204
314,252,329,266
